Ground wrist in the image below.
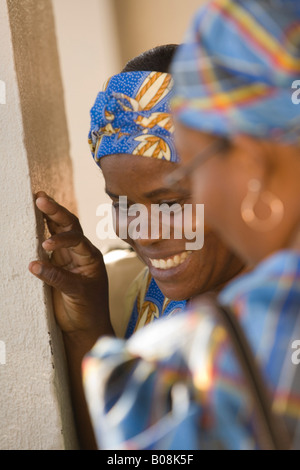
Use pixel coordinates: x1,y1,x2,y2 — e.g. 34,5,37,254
63,318,114,355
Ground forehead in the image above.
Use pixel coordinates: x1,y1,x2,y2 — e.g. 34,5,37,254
174,121,218,161
100,153,187,198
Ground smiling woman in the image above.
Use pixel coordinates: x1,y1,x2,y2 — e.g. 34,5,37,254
90,49,245,319
100,154,239,308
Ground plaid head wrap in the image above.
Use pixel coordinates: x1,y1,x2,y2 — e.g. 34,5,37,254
171,0,300,143
88,71,179,164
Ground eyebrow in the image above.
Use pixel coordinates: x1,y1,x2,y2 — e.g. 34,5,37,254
105,189,119,199
143,187,190,199
105,187,191,200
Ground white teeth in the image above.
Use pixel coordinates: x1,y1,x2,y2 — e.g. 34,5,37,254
160,259,167,269
173,255,180,266
150,251,192,270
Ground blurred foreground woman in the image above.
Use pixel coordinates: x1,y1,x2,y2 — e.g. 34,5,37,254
83,0,300,450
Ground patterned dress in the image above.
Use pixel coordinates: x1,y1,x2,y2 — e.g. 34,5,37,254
125,268,187,338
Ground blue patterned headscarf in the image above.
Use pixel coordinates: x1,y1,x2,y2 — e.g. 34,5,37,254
88,71,179,164
171,0,300,143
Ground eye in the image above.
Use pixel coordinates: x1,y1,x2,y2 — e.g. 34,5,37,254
158,200,185,215
112,200,130,214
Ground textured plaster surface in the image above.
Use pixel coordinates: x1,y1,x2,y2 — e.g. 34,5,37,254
0,0,78,449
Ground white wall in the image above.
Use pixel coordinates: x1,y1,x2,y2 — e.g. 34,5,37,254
113,0,203,65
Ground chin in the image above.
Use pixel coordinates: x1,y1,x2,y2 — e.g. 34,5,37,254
155,280,195,302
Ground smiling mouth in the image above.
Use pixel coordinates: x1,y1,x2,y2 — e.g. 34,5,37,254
149,251,192,270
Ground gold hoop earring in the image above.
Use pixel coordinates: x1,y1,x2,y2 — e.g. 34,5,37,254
241,179,284,232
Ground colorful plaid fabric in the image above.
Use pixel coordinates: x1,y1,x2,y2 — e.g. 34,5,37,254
171,0,300,143
82,250,300,450
88,71,179,165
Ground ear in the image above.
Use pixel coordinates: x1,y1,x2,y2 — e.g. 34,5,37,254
230,134,272,185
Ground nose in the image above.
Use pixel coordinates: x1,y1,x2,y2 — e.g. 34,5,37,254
127,204,164,247
134,233,161,247
129,217,162,247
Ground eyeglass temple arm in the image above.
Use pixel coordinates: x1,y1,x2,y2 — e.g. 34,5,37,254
165,138,230,187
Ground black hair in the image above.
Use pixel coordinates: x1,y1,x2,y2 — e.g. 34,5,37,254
121,44,178,74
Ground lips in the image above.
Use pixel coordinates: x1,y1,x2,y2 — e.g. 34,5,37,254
149,250,192,270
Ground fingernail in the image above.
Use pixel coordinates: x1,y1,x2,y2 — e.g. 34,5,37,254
31,263,42,276
35,198,44,209
42,239,54,248
36,197,46,204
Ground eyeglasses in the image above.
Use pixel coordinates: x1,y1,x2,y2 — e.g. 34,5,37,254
165,138,230,187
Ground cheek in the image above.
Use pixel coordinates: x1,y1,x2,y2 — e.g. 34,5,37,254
191,161,239,235
192,165,221,214
113,210,131,244
192,164,250,254
114,210,150,247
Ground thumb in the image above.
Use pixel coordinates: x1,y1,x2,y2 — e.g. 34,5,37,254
29,261,80,296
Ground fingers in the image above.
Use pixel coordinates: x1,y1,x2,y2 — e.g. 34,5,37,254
35,191,83,235
42,231,101,265
28,260,81,296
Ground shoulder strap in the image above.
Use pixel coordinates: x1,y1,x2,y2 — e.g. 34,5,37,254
215,301,291,450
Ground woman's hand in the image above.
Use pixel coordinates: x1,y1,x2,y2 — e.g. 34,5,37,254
29,191,113,345
28,191,114,449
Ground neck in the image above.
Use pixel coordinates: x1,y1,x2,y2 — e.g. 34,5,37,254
214,264,250,294
285,220,300,253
